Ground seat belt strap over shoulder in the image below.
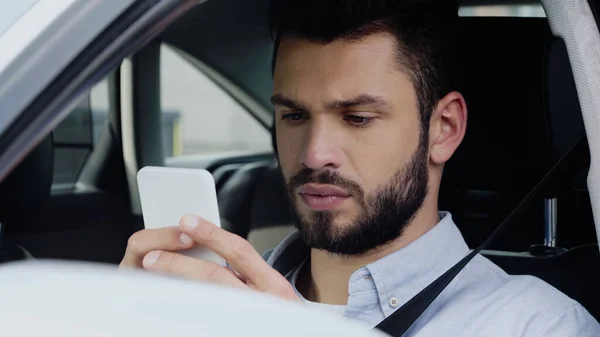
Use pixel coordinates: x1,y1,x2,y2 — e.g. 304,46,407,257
373,137,588,337
271,238,310,277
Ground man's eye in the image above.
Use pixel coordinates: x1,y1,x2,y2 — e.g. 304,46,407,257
344,115,375,127
282,112,306,123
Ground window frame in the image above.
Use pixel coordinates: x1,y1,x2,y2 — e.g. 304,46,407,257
0,0,197,185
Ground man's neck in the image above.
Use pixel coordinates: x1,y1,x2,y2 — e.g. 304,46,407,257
296,208,441,305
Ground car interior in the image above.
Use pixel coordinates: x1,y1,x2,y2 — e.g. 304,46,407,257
0,0,599,321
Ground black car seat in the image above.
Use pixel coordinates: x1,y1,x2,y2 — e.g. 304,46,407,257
216,119,294,252
244,160,295,253
0,121,140,264
217,160,273,239
442,17,593,252
0,135,54,262
484,33,599,319
439,17,556,251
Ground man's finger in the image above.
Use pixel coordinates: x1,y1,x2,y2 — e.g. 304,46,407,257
178,215,297,299
142,250,247,289
120,226,195,268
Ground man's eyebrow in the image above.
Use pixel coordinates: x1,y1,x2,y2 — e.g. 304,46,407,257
270,93,390,111
327,94,391,110
270,94,309,111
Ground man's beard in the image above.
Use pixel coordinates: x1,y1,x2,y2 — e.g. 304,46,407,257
283,138,429,256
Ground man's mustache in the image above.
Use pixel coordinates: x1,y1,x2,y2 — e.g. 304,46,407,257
287,168,364,200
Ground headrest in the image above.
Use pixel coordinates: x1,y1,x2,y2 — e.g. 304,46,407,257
0,135,54,220
544,37,586,160
543,36,588,191
442,17,554,195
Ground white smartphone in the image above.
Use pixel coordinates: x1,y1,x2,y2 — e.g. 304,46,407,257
136,166,225,265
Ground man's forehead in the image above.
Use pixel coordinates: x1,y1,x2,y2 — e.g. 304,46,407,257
272,34,414,110
274,34,400,79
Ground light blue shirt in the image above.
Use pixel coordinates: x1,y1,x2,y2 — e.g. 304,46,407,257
265,212,600,336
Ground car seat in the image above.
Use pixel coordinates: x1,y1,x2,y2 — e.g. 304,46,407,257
0,135,54,262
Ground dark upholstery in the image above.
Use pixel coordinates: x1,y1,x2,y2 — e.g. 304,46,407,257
440,17,555,250
0,135,54,262
445,18,553,193
0,135,54,221
0,120,142,264
217,160,272,238
212,163,246,190
545,38,586,161
542,37,594,249
250,161,292,230
487,244,600,319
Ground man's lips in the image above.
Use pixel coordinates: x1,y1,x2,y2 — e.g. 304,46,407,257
297,184,350,211
298,184,351,197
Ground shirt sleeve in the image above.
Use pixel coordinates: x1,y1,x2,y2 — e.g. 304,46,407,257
533,304,600,337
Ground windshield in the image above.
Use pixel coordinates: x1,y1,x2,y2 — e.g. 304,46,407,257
0,0,40,36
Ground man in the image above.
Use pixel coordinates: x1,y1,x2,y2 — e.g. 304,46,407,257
120,0,600,335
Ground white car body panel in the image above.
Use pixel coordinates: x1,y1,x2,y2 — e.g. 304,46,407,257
0,0,134,139
0,260,386,337
0,0,76,71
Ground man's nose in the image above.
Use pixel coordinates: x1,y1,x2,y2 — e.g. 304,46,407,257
299,120,342,170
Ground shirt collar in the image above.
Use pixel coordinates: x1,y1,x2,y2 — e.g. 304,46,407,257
353,212,470,315
268,212,470,314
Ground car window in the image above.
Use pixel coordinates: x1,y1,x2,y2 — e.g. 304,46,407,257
160,44,272,158
51,78,109,191
459,4,546,17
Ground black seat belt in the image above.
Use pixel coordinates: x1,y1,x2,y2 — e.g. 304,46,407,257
373,137,589,337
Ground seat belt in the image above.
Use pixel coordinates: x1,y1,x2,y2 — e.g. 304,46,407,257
373,136,589,337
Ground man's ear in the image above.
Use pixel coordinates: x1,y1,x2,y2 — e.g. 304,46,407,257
428,91,467,165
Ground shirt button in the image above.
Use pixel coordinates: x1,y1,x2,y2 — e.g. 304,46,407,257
388,297,399,308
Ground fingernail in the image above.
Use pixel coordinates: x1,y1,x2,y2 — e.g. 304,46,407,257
143,251,161,268
182,215,199,229
180,233,193,245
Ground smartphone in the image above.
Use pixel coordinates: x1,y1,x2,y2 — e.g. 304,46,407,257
137,166,225,265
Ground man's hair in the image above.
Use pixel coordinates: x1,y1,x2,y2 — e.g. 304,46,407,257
267,0,460,130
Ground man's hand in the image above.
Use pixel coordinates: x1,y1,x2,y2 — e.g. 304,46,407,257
119,214,299,302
